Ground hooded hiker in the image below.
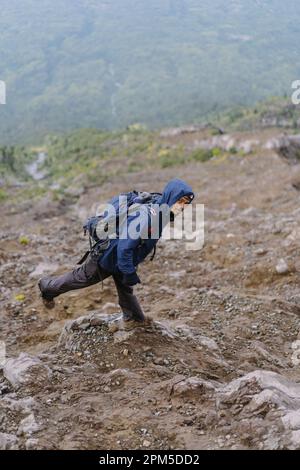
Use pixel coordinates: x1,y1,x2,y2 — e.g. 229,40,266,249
38,179,194,326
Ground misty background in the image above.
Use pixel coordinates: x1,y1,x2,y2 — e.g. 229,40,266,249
0,0,300,143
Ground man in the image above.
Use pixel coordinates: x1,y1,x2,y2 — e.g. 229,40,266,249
38,178,194,325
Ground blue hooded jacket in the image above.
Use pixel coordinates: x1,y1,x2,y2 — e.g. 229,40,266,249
99,178,194,279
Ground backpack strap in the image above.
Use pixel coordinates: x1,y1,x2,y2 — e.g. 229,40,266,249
150,245,156,261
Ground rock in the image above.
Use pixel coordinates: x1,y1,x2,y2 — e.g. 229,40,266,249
175,325,220,352
290,430,300,449
17,414,40,436
64,313,106,332
282,410,300,430
239,139,260,154
169,270,186,279
153,321,177,339
263,436,280,450
255,248,268,256
197,336,220,352
113,329,134,343
276,259,289,274
264,137,281,150
0,432,18,450
2,396,35,413
78,322,90,330
3,353,52,389
58,312,110,348
90,316,106,327
142,439,151,447
250,340,287,368
275,135,300,165
108,323,119,334
218,370,300,449
160,125,203,138
153,357,165,366
219,370,300,406
25,438,39,450
0,340,6,370
172,377,217,397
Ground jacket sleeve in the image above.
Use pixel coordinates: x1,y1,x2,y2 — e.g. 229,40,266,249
117,209,150,275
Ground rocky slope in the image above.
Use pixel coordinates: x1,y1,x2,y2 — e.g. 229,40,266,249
2,126,300,449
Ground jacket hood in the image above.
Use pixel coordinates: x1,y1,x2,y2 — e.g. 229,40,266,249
159,178,195,207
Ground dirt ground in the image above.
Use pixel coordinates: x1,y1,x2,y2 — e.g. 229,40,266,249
2,128,300,449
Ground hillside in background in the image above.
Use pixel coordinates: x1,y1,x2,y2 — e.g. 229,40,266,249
1,0,300,143
1,96,300,192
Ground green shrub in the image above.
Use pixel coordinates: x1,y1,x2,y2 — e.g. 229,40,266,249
19,235,30,245
159,152,185,168
0,189,8,201
189,148,213,162
212,147,221,157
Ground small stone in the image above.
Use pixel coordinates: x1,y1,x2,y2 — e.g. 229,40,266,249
123,349,129,356
143,440,151,447
153,357,164,365
17,414,40,436
78,322,90,330
25,438,39,450
90,316,104,327
108,323,119,334
276,259,289,274
256,248,268,256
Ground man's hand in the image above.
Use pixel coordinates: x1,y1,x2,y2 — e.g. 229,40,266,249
123,272,141,286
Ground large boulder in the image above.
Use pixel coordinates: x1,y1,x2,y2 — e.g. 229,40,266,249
3,353,52,389
217,370,300,449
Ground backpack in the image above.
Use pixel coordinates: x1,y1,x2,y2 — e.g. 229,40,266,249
79,190,161,265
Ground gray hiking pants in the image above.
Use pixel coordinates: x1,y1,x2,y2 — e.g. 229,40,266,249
39,254,145,321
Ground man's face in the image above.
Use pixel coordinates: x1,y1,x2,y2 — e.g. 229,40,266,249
171,195,192,216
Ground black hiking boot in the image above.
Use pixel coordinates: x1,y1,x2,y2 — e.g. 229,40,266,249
38,279,55,309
